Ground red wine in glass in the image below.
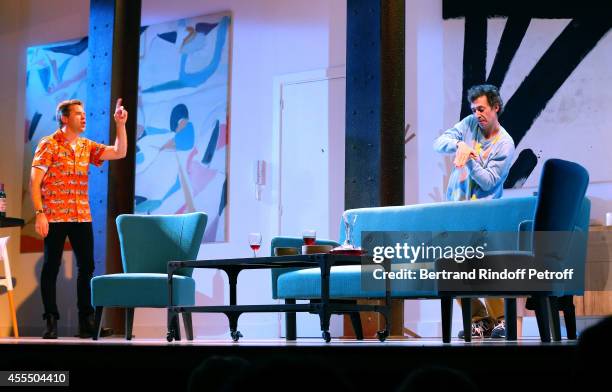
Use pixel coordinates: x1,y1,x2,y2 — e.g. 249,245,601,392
248,232,262,257
303,237,316,245
302,230,316,245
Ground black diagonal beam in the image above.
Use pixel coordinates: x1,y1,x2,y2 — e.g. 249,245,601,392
500,16,611,146
486,17,531,88
346,0,405,209
443,0,611,19
460,14,487,119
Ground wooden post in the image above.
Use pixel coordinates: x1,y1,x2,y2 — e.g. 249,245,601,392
88,0,140,334
344,0,406,338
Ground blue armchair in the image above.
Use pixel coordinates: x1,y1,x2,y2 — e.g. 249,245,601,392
470,158,589,342
91,212,207,340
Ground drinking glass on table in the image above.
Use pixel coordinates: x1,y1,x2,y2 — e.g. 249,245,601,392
248,232,262,257
302,229,316,245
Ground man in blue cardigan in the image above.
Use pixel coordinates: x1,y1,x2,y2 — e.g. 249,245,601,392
434,84,515,338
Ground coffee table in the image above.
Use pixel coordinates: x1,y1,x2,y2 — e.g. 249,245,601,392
166,253,391,342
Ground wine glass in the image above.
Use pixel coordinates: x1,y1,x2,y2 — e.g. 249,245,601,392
302,229,316,245
248,232,262,257
342,212,358,249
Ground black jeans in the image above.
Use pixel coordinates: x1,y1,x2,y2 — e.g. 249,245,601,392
41,222,95,319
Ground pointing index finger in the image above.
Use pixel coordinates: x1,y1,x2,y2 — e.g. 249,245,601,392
116,98,123,111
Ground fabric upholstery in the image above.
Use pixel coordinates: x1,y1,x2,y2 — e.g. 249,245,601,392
274,194,590,300
92,273,195,307
91,212,207,307
270,237,339,298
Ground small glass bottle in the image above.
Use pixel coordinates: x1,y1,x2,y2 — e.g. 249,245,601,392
0,183,6,218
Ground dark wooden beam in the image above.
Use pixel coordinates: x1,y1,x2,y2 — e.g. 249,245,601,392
345,0,405,210
345,0,405,338
87,0,140,333
380,0,405,207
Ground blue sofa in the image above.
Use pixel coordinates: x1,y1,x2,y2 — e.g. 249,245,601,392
271,196,590,341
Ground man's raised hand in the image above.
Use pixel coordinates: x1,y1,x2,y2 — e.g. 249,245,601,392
114,98,128,124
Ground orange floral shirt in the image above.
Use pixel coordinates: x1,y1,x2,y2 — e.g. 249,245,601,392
32,130,106,222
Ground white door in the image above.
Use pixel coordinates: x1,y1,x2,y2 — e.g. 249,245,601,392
278,71,346,337
280,76,345,239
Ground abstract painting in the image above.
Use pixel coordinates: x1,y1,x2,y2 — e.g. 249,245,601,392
22,38,89,252
135,12,231,242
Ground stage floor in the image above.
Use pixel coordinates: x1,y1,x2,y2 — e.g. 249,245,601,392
0,335,578,346
0,336,586,391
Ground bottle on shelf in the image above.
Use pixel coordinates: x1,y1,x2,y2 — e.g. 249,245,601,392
0,183,6,218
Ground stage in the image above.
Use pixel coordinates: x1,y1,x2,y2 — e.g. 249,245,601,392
0,337,584,391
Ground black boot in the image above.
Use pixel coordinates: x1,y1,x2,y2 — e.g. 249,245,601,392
42,315,58,339
78,313,113,339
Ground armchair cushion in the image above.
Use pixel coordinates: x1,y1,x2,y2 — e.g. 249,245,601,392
270,236,340,299
92,273,195,307
277,264,438,299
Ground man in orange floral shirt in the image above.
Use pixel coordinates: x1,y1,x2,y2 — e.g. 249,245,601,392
31,98,128,339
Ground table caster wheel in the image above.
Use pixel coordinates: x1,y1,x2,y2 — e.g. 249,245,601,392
231,330,243,342
377,330,389,342
322,331,331,343
166,331,174,342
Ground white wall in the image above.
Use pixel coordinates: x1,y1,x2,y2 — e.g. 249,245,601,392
0,0,346,338
405,0,446,206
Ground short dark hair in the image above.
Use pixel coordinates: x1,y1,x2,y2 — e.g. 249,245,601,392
467,84,503,114
56,99,83,128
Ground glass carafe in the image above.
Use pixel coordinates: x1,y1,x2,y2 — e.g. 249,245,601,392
342,212,357,249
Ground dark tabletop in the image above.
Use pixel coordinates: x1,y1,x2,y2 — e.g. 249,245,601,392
0,217,26,228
